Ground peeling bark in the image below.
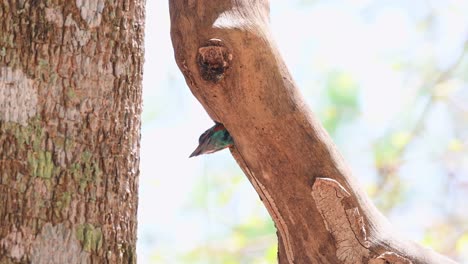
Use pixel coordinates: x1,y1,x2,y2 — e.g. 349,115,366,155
0,1,144,263
169,1,457,263
312,178,370,264
369,252,414,264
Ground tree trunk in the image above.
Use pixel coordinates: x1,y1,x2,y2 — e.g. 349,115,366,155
169,1,457,263
0,1,144,263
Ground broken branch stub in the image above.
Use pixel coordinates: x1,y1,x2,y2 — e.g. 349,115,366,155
197,39,233,83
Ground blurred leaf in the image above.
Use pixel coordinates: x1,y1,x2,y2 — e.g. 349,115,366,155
188,172,241,208
231,174,244,185
182,247,239,264
321,106,339,133
265,243,278,262
235,216,276,238
390,61,405,71
373,136,400,168
326,71,359,107
149,252,166,264
448,139,463,152
421,232,436,248
365,184,378,198
456,233,468,254
391,132,410,149
433,79,459,100
373,130,412,169
374,177,406,213
320,71,360,134
218,191,233,205
231,232,247,251
421,224,454,253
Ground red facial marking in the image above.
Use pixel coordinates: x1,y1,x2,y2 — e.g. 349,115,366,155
213,123,225,132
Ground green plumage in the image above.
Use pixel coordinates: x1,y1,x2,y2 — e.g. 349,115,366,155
190,122,234,157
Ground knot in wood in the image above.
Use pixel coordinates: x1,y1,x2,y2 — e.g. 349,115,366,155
197,39,232,83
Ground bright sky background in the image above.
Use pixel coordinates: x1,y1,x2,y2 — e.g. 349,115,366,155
138,1,468,263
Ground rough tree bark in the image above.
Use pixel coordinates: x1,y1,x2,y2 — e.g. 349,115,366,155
0,1,144,263
169,1,457,263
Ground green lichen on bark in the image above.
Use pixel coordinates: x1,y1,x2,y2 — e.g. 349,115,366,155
1,117,59,179
27,150,55,179
75,223,103,252
70,150,103,193
7,116,43,148
54,191,72,217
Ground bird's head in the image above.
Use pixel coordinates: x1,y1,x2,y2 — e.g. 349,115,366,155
190,122,233,158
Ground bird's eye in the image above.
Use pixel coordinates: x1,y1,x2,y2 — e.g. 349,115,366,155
222,131,230,141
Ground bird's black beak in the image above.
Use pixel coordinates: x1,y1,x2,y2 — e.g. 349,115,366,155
189,145,203,158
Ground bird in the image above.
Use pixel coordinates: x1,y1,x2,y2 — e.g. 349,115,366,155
189,122,234,157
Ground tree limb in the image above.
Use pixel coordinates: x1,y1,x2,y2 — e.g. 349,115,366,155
169,1,457,263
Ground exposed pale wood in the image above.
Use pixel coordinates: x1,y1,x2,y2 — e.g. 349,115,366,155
0,1,144,263
169,1,457,263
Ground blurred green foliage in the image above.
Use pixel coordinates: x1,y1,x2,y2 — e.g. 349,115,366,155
321,71,360,133
181,217,276,263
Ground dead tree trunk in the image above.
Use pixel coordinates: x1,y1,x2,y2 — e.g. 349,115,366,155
0,1,144,263
169,1,456,263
